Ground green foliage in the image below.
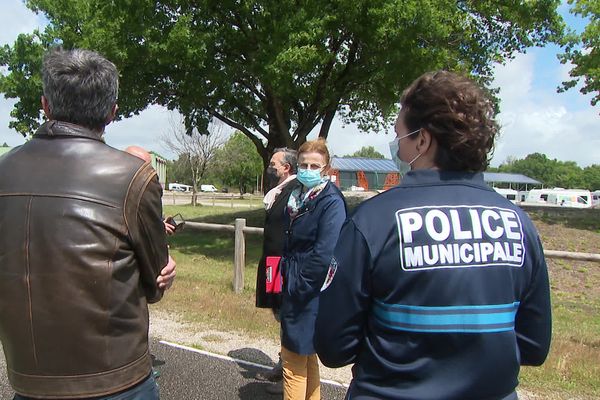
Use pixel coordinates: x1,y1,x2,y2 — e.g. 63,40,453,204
583,164,600,190
497,152,600,190
0,31,48,135
1,0,564,160
343,145,385,159
213,132,263,194
558,0,600,106
167,155,194,186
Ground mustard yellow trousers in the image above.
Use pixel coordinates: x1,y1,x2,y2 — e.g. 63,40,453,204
281,346,321,400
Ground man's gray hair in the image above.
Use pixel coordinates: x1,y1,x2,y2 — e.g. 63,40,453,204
274,147,297,174
42,48,119,131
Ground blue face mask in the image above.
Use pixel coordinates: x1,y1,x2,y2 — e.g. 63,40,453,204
297,168,324,188
389,137,411,176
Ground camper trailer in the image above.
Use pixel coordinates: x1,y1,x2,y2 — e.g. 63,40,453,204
493,188,518,203
546,189,592,208
518,191,528,203
592,190,600,207
525,188,554,204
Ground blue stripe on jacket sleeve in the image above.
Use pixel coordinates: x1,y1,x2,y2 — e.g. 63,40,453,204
373,300,520,333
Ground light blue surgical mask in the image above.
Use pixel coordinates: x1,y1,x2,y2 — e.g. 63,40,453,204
389,128,421,176
297,168,324,188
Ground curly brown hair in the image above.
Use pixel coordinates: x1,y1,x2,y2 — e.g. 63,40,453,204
400,71,499,172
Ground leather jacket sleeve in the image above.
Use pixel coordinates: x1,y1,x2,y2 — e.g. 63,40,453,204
125,163,169,303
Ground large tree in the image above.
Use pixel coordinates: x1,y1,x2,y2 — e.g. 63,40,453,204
558,0,600,106
0,0,564,165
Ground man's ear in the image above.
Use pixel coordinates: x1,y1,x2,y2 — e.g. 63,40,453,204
106,104,118,125
41,96,52,119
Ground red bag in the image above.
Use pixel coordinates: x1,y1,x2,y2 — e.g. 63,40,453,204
265,256,282,294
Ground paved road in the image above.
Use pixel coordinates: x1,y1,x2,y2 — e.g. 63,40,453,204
0,340,347,400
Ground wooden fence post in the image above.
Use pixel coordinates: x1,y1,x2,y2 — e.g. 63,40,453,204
172,192,175,205
233,218,246,293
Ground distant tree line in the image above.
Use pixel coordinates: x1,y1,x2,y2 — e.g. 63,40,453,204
489,153,600,191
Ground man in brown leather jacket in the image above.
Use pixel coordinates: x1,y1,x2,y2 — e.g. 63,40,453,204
0,48,176,399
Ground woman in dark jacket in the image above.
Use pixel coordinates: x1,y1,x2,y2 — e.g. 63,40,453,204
280,138,346,400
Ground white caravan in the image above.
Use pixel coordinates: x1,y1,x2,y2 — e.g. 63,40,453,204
546,189,592,208
494,188,518,203
592,190,600,207
518,191,528,203
525,188,555,204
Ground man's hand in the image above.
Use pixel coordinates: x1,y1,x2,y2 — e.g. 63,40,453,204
163,219,176,235
157,255,176,291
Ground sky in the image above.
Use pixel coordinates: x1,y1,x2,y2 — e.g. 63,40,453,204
1,1,598,167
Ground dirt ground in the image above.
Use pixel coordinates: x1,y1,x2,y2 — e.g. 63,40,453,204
533,217,600,301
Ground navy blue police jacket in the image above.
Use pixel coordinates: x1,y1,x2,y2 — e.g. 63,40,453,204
281,180,347,355
314,170,552,400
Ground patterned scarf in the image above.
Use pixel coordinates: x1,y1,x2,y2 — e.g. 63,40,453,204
263,174,297,210
287,178,329,219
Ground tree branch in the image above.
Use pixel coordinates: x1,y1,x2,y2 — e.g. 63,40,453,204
210,110,267,160
239,79,266,102
228,97,269,139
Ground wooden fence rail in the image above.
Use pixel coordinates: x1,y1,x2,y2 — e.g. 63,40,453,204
183,219,600,293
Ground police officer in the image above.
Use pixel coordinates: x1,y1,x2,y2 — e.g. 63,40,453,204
315,71,551,400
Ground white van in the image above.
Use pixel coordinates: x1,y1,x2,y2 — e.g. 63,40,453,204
200,184,218,192
494,188,518,203
546,189,592,208
168,183,192,192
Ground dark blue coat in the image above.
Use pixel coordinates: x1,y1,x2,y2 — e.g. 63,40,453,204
315,170,552,400
281,181,346,355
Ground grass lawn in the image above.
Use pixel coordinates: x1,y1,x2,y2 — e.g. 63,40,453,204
156,204,600,399
155,205,279,339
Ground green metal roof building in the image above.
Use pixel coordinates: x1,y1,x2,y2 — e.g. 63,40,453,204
150,151,168,189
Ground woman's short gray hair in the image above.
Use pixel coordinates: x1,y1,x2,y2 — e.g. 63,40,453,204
42,48,119,131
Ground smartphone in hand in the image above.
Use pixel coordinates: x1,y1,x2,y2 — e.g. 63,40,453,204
165,213,185,232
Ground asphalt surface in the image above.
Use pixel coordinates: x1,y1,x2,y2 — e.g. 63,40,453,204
0,340,347,400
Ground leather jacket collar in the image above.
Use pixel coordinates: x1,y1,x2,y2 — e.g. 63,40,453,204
35,120,105,142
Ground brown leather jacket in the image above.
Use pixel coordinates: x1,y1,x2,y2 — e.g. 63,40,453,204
0,121,169,399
